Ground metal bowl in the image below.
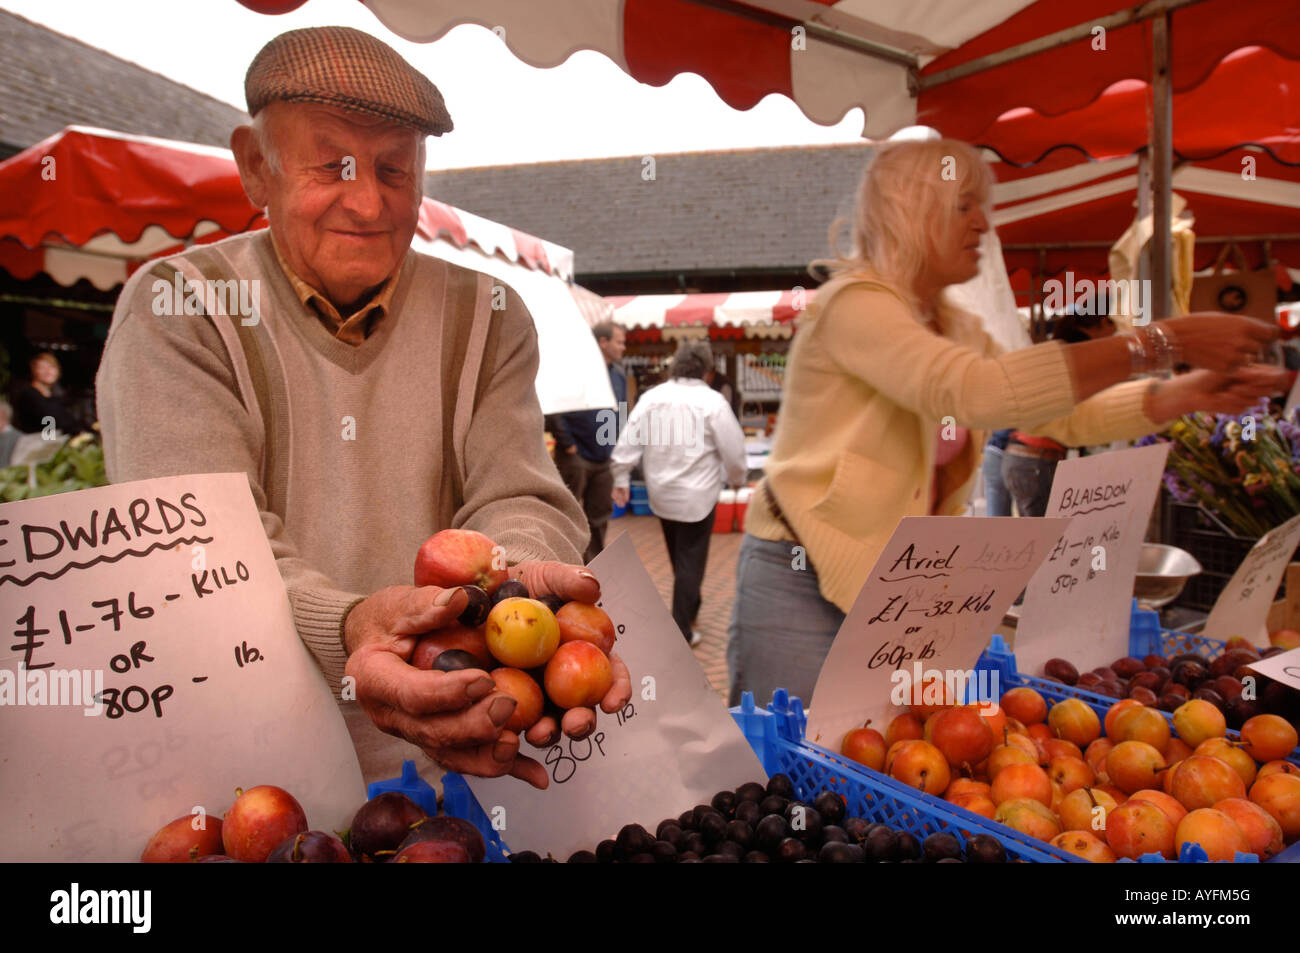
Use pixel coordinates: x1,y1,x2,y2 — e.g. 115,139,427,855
1133,543,1203,608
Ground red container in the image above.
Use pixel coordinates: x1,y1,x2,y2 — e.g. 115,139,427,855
713,489,736,534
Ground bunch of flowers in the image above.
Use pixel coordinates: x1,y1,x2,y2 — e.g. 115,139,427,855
1140,399,1300,538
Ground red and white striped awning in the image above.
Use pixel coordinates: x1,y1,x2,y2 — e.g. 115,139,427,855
607,290,805,342
241,0,1300,152
0,126,573,290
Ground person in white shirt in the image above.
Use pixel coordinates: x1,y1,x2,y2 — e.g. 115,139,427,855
611,339,748,646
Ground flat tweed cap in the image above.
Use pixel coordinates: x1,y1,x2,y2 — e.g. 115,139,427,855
246,26,452,136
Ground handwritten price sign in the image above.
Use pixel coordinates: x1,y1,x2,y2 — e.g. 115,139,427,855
1246,647,1300,693
462,534,763,857
0,473,364,861
805,516,1068,752
1015,443,1169,677
1204,512,1300,644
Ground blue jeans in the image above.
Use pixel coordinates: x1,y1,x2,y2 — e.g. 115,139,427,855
981,445,1012,517
727,534,845,709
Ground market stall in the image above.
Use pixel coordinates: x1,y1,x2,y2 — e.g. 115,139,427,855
605,289,798,428
5,2,1294,878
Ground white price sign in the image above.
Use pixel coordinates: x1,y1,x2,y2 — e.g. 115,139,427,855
1246,647,1300,693
462,533,764,857
1204,513,1300,644
1016,443,1169,676
805,516,1067,752
0,473,365,862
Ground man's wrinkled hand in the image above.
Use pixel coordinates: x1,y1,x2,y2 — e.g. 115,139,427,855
343,585,550,788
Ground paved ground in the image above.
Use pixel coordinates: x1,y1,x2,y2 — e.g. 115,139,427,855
604,514,741,700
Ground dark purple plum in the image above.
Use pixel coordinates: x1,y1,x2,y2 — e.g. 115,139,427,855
398,816,485,864
765,774,795,799
433,649,484,672
349,792,427,862
267,831,352,863
813,791,846,826
1043,659,1079,685
537,594,566,614
457,585,492,627
491,579,530,606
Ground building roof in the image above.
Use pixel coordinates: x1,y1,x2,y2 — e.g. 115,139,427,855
425,142,874,282
0,10,248,159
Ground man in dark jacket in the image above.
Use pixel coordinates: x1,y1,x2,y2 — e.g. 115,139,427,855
547,323,627,563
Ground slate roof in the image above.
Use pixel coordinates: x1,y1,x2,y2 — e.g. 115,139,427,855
0,10,248,159
425,142,875,281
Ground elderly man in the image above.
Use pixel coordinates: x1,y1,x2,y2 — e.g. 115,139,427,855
96,27,629,789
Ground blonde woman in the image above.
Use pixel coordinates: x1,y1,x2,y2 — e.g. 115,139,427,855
728,138,1288,708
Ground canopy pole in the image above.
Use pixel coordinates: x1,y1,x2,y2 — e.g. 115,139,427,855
1150,13,1173,322
1137,150,1152,295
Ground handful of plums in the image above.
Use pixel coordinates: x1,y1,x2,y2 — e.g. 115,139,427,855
412,528,618,732
141,786,485,863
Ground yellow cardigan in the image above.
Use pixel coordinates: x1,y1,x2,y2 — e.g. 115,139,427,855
745,272,1164,613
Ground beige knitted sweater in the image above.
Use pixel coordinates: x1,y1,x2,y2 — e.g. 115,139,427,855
745,272,1164,614
96,229,587,692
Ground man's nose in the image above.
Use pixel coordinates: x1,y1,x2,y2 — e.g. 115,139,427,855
339,166,384,220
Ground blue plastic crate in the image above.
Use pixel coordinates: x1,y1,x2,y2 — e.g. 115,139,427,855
393,666,1299,863
974,634,1300,764
758,673,1300,864
441,772,512,863
366,760,439,817
429,692,1079,862
731,690,1082,863
967,641,1300,862
629,481,653,516
1126,600,1227,662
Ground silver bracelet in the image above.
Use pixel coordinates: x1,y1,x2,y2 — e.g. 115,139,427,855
1144,325,1175,374
1144,324,1175,378
1153,321,1184,367
1123,332,1147,378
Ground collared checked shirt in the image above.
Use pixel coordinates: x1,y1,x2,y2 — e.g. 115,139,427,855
270,235,401,345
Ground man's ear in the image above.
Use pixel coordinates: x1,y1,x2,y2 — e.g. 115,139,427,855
231,125,270,209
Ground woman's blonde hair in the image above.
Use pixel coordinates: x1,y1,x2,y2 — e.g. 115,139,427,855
816,138,992,301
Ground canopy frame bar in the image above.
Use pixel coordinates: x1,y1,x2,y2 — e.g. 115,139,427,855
916,0,1211,91
686,0,920,67
1004,233,1300,251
